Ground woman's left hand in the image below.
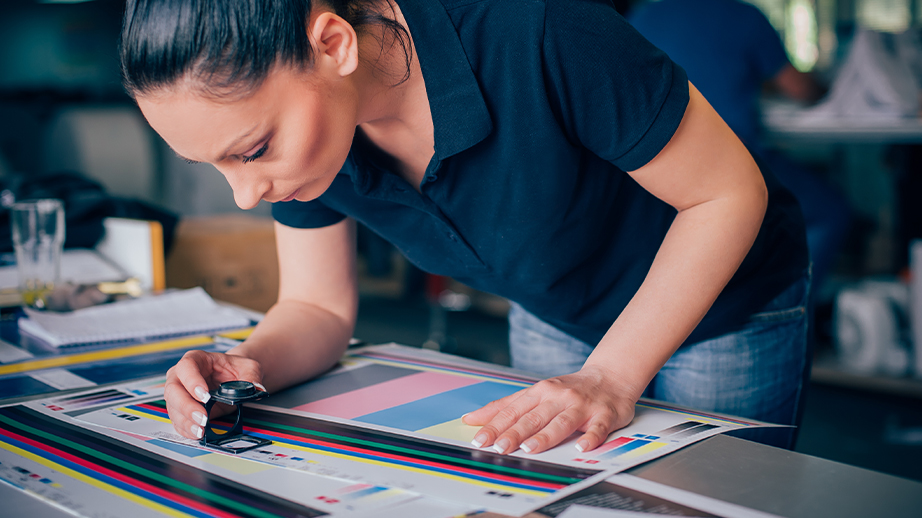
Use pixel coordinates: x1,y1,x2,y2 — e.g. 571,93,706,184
461,364,637,454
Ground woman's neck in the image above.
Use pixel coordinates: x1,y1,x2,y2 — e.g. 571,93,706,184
353,1,434,189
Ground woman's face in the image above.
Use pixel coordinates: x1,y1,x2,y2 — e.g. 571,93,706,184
137,66,358,210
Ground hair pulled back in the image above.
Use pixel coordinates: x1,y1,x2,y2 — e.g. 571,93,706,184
120,0,410,98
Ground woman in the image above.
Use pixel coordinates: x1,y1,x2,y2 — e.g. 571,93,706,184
122,0,810,453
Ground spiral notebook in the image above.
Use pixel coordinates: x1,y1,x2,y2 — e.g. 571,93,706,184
18,287,252,348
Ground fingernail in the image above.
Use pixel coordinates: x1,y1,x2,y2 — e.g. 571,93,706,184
191,424,203,439
471,433,488,448
520,439,538,454
254,382,267,392
194,386,210,404
461,413,470,421
492,438,511,454
575,440,589,453
192,411,208,427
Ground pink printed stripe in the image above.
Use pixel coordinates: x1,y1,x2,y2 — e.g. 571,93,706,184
293,371,481,419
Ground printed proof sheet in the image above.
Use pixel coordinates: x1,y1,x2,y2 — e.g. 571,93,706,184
2,345,779,517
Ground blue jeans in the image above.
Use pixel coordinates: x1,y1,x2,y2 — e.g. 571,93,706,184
508,271,812,449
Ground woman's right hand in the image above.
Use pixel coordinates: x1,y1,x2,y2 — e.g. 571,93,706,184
164,350,264,440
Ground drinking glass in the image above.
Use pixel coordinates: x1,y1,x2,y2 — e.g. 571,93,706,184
10,199,65,308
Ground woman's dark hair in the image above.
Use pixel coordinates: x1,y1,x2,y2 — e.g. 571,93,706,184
120,0,411,98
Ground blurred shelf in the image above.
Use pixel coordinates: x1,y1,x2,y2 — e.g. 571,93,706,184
811,353,922,399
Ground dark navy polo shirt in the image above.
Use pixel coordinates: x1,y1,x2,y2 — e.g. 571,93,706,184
273,0,808,347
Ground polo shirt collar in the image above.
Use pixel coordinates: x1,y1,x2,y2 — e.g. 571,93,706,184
396,0,493,160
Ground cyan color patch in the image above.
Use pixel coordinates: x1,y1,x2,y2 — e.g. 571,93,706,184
353,381,523,431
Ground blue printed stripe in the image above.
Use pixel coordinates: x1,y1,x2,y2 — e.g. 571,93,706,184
354,382,522,431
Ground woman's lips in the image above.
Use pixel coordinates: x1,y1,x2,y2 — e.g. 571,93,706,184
278,189,300,202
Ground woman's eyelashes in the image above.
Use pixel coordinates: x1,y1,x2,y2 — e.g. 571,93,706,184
241,143,269,163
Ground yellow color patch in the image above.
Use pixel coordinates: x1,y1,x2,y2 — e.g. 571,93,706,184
416,418,480,443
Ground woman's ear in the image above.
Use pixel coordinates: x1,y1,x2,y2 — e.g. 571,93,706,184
308,11,359,77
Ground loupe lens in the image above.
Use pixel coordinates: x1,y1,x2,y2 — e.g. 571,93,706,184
217,380,257,399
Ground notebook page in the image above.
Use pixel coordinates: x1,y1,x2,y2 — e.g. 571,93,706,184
18,287,252,348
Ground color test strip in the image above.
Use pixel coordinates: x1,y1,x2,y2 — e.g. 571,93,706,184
596,438,653,460
657,421,705,436
55,390,135,409
120,405,172,424
239,424,575,494
293,371,482,419
241,405,596,485
0,405,326,518
0,427,248,518
0,433,199,518
57,388,125,403
671,423,720,439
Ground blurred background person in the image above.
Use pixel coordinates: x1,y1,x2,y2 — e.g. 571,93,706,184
630,0,851,303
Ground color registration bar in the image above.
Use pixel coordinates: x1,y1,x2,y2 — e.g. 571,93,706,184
596,435,667,460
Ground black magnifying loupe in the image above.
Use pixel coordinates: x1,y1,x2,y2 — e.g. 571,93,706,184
200,380,272,454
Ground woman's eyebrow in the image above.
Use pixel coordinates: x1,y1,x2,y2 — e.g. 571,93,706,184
216,125,260,161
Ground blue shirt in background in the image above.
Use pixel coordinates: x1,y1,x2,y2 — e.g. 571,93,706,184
629,0,789,148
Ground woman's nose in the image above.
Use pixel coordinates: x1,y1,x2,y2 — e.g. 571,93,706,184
217,166,269,210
